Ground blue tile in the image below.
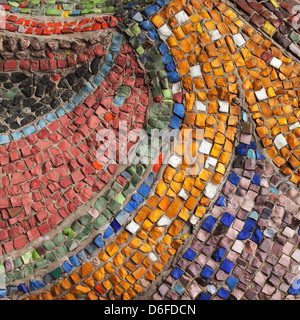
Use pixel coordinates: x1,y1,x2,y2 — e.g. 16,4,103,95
252,174,261,186
173,283,185,294
112,33,123,44
148,29,159,40
167,71,180,83
17,284,28,293
162,54,173,65
132,193,144,204
11,131,21,141
216,196,226,207
156,0,169,7
169,115,181,129
0,135,10,144
131,11,144,23
94,235,104,248
220,259,234,273
244,218,256,232
0,289,7,298
69,10,81,16
115,210,130,225
69,255,80,267
85,243,98,255
218,287,229,299
226,276,239,291
236,229,251,240
288,280,300,295
144,172,155,187
142,4,160,18
103,226,114,239
29,280,46,291
45,113,56,123
202,216,217,232
139,21,153,31
92,74,104,85
56,108,66,118
247,149,256,159
64,102,75,112
236,143,247,156
99,63,111,77
36,118,47,130
228,173,240,186
113,96,125,106
137,184,151,197
173,103,185,119
198,292,211,300
171,266,184,279
124,200,139,213
159,43,169,56
110,220,121,232
200,265,214,279
62,261,73,272
110,43,122,54
81,82,94,95
104,53,114,66
251,227,264,244
77,250,88,261
256,149,265,160
220,212,235,227
249,141,256,149
165,61,176,72
183,248,197,261
71,93,84,106
22,125,36,137
121,170,131,179
125,1,135,9
212,248,226,262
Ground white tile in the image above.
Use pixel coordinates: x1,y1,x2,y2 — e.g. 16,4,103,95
157,216,172,226
149,253,158,262
274,133,287,149
255,88,268,101
168,155,182,167
190,65,202,77
195,101,206,111
233,33,246,46
157,24,172,39
172,82,181,94
218,100,229,113
203,183,218,199
205,156,218,168
209,29,221,41
175,10,189,24
270,57,282,69
125,221,140,234
199,139,212,155
178,188,188,200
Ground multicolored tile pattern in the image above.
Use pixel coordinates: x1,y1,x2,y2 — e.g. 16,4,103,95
0,0,300,301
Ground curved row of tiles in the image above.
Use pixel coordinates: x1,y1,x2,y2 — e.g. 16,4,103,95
0,31,151,253
0,7,180,298
2,0,300,300
153,113,300,300
20,0,300,300
10,0,243,300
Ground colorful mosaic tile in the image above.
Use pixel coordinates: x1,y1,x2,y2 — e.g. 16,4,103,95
1,0,300,303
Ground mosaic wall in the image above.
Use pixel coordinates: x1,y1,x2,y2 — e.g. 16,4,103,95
0,0,299,301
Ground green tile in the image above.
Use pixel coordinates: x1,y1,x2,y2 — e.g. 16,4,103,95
23,265,33,276
43,240,55,251
55,245,68,259
53,234,65,247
